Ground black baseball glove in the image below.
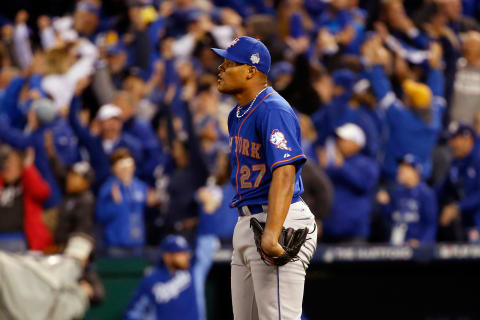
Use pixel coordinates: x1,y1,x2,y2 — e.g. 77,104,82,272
250,217,309,266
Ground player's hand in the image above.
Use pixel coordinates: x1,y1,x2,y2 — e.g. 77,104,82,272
261,232,285,258
440,203,459,226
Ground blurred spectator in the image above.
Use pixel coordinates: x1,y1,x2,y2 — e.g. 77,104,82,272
0,98,64,211
96,148,151,252
319,123,379,243
42,38,99,112
315,0,366,55
55,161,95,246
125,234,199,320
363,37,445,181
438,122,480,242
311,69,380,158
114,90,165,185
69,80,142,190
0,146,53,251
162,102,209,237
450,31,480,124
194,150,237,320
74,1,101,39
377,154,437,246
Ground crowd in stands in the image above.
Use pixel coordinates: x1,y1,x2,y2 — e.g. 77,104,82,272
2,0,480,261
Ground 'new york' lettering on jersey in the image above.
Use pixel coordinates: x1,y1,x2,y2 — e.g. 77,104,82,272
227,87,306,208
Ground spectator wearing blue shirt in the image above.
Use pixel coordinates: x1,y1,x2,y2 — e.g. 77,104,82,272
439,122,480,242
96,148,149,251
320,123,379,243
69,86,143,191
311,69,380,158
125,235,199,320
363,37,446,181
377,154,437,246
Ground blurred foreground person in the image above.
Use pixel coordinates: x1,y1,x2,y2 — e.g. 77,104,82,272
0,234,95,320
125,235,198,320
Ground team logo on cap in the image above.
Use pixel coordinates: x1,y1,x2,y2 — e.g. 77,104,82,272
228,38,239,48
270,129,291,151
250,53,260,64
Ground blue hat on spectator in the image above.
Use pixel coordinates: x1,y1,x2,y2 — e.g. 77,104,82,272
447,121,475,139
269,61,294,82
398,153,423,173
211,36,271,74
161,235,190,253
332,69,357,92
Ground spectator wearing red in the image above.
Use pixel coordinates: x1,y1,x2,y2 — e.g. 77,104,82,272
0,146,53,251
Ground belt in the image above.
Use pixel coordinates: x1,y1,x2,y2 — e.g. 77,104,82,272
237,196,302,217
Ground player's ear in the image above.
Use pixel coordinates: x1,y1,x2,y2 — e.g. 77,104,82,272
246,66,257,79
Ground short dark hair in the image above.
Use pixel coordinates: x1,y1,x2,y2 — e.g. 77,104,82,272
110,148,132,166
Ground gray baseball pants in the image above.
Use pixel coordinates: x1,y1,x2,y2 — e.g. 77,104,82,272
231,200,317,320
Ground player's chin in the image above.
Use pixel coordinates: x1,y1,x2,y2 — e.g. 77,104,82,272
217,80,227,93
217,82,238,95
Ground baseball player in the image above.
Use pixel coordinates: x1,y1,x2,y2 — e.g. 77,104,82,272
212,36,317,320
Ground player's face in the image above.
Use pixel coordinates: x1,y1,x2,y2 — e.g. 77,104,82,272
216,58,249,94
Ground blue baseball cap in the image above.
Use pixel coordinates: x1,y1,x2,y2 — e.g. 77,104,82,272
398,154,423,174
447,121,475,139
211,36,271,74
161,235,190,253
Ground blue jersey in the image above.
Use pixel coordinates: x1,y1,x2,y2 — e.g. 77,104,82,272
125,265,198,320
227,87,306,207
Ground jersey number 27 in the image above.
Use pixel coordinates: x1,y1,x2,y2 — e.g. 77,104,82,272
240,164,266,189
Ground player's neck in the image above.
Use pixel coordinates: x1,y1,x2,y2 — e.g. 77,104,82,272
235,84,268,106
